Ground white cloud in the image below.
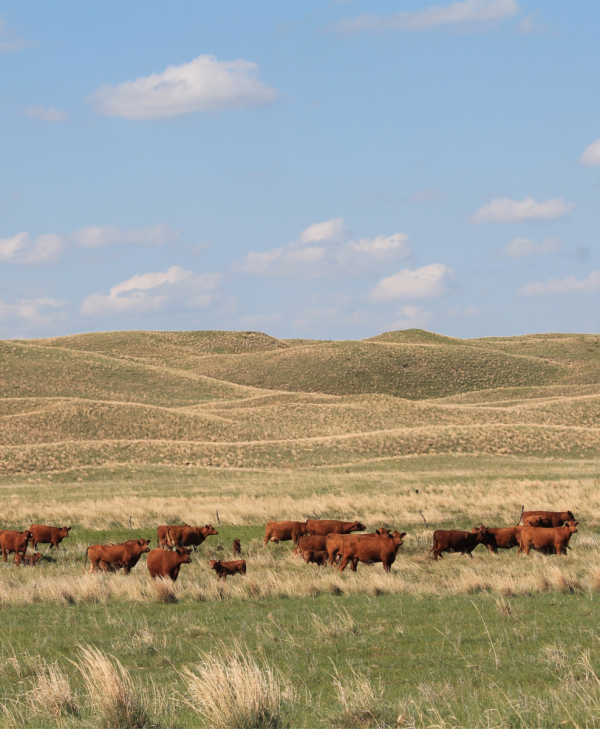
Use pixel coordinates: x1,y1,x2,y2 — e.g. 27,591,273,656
520,271,600,296
0,20,32,52
0,232,67,265
72,224,180,249
25,105,68,122
234,219,411,277
330,0,519,34
470,197,575,224
387,305,433,330
497,237,561,258
90,54,279,120
0,297,66,326
370,263,452,301
580,138,600,167
80,265,222,316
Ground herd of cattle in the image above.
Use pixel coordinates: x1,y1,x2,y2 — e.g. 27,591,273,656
0,509,578,582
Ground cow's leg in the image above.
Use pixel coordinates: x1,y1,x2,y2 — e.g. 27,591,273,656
350,558,358,572
339,556,350,573
2,548,7,562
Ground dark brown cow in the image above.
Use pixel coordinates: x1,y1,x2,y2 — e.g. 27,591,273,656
303,550,328,566
519,522,578,556
297,535,328,553
339,531,406,573
263,521,308,546
167,524,218,551
430,526,488,561
157,524,190,549
1,530,32,565
210,559,246,581
306,519,366,536
29,525,71,551
522,510,575,528
20,552,43,567
85,539,150,574
147,548,192,581
233,539,241,557
472,525,524,553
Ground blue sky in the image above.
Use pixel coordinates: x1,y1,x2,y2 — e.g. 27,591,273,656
1,0,599,340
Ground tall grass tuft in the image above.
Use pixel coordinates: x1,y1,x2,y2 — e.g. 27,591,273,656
28,659,79,722
331,666,393,728
76,645,153,729
182,645,290,729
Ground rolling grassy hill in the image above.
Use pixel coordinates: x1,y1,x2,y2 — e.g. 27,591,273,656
1,327,599,473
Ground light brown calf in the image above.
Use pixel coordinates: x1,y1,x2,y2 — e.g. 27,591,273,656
210,559,246,581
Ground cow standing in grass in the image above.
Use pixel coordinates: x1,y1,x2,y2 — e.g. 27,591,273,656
147,548,192,581
210,559,246,581
29,525,71,551
521,510,575,528
85,539,151,574
263,521,308,546
1,530,32,565
519,522,578,556
430,526,488,561
167,524,218,552
338,531,406,573
306,520,366,536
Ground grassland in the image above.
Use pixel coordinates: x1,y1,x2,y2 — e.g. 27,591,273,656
2,328,600,728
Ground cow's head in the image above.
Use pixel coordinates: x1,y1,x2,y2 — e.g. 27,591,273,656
351,522,367,532
22,530,33,541
567,521,579,532
474,525,489,542
204,524,219,536
567,511,575,521
177,548,192,563
209,559,220,569
33,552,42,565
137,539,151,553
60,527,72,537
233,539,240,547
375,527,390,536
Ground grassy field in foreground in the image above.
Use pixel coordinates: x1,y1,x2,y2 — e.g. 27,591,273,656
2,328,600,727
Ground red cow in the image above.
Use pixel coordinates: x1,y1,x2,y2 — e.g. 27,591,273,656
306,520,366,536
430,526,488,561
29,525,71,551
471,525,524,553
297,535,328,553
157,524,189,549
232,539,241,557
1,530,32,565
85,539,151,574
522,510,575,528
339,531,406,573
519,522,578,556
210,559,246,581
326,529,392,565
147,548,192,581
167,524,218,551
263,521,308,546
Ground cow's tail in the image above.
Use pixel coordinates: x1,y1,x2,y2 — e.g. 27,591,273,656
428,533,438,559
83,546,89,573
518,504,524,525
166,528,174,550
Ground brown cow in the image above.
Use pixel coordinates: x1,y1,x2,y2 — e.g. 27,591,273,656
1,530,32,565
85,539,151,574
210,559,246,581
472,525,524,553
339,531,406,573
167,524,218,551
326,529,392,565
306,519,366,536
430,526,488,561
263,521,308,546
519,522,578,556
303,550,328,566
233,539,241,557
29,525,71,551
147,548,192,581
20,552,43,567
297,535,328,553
522,510,575,528
157,524,189,549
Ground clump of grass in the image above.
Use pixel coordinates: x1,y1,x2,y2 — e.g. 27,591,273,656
331,666,394,728
311,608,361,640
182,644,290,729
76,645,153,729
152,578,179,604
27,659,79,721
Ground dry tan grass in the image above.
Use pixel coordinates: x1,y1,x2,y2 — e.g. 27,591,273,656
27,659,79,722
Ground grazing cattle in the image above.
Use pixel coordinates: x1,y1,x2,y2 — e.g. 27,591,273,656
326,529,392,565
339,531,406,573
147,548,192,581
85,539,151,574
167,524,218,552
303,550,328,566
430,526,488,561
157,524,189,549
306,519,366,536
210,559,246,581
263,521,308,546
29,525,72,551
1,530,32,565
297,535,328,553
20,552,43,567
472,525,524,553
522,510,575,528
519,522,578,556
233,539,241,557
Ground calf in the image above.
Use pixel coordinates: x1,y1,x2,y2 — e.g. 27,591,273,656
263,521,308,546
210,559,246,581
1,530,32,565
20,552,43,567
430,526,488,561
147,548,192,581
303,550,328,566
522,510,575,528
29,525,71,551
519,522,578,556
306,519,366,536
233,539,241,557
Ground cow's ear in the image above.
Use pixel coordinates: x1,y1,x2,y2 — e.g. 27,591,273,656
401,532,407,538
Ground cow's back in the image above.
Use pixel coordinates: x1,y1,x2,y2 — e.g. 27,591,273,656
298,535,328,552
